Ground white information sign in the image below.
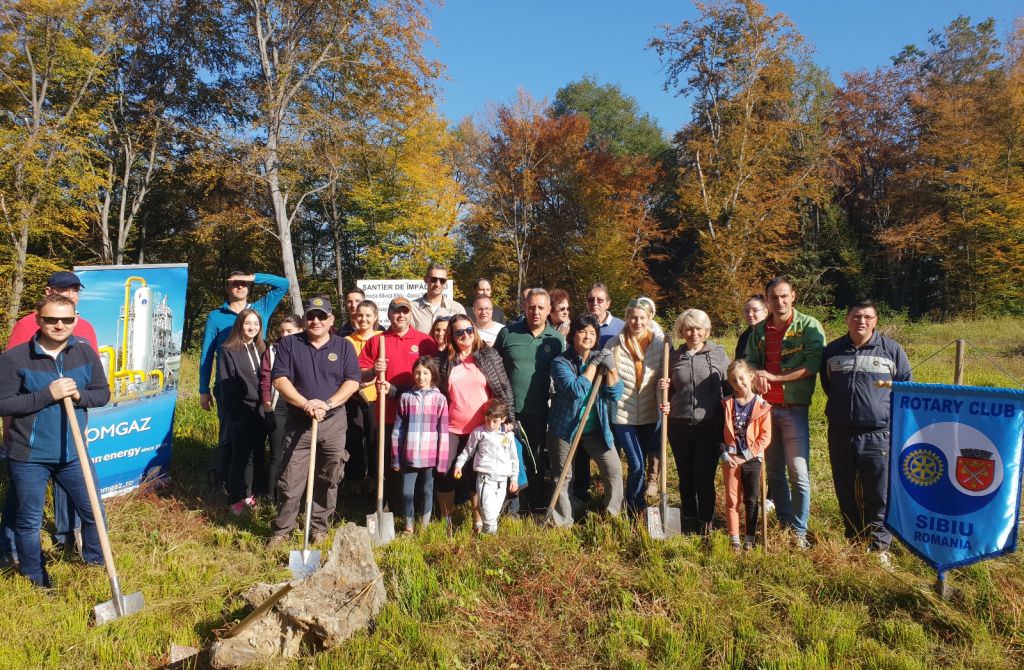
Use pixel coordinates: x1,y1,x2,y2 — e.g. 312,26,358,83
356,278,455,327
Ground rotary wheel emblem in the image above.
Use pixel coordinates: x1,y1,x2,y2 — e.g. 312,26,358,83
902,448,944,486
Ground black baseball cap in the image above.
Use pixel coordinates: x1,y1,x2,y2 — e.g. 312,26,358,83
303,296,333,316
47,271,83,289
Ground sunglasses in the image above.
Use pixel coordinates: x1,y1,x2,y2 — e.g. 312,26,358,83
453,327,475,338
228,281,249,288
428,276,448,284
40,315,76,326
587,296,606,304
306,311,330,321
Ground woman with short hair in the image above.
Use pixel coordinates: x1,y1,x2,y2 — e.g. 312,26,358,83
548,314,624,526
661,308,730,535
548,288,572,336
343,301,384,494
435,314,517,530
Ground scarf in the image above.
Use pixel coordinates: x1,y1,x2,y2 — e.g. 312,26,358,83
621,328,653,382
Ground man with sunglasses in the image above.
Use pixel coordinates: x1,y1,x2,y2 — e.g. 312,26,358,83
198,270,289,490
3,271,98,566
267,297,361,547
410,264,466,334
359,297,439,511
586,283,624,347
0,294,110,587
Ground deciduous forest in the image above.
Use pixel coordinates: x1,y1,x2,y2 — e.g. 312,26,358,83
2,0,1022,346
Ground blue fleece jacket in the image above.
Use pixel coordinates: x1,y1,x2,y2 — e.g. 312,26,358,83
198,273,289,394
0,335,111,463
548,351,623,449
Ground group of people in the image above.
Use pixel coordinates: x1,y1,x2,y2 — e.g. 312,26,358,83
202,266,912,561
0,263,912,589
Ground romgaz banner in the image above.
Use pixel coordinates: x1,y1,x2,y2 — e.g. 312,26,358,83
74,264,187,498
886,381,1024,572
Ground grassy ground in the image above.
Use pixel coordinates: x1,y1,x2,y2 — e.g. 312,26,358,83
2,317,1023,669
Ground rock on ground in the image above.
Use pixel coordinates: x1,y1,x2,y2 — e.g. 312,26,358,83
209,523,386,668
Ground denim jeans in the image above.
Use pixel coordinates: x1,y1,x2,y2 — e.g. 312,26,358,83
764,405,811,537
8,459,105,587
612,423,658,513
401,467,435,524
1,459,78,561
1,459,16,562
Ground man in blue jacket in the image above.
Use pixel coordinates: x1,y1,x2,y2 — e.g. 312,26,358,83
0,294,111,587
199,271,289,487
821,300,911,565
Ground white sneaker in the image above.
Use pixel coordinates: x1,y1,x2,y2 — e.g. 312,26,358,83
876,551,894,571
764,499,776,516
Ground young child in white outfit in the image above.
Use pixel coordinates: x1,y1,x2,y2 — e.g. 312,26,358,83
454,399,519,534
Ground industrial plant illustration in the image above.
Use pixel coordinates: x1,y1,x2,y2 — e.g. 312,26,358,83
98,276,181,403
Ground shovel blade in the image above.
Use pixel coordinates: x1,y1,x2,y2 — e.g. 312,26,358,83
288,549,321,580
93,590,144,625
365,511,395,546
663,506,682,537
645,506,666,540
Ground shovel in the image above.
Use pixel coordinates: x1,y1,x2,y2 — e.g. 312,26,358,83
62,397,145,625
365,336,394,545
288,417,321,579
646,341,681,539
760,459,769,550
545,373,604,526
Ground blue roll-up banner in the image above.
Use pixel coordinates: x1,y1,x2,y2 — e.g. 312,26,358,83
886,382,1024,572
73,264,188,498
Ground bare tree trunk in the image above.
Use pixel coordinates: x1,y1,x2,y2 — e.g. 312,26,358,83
332,223,345,298
6,223,30,331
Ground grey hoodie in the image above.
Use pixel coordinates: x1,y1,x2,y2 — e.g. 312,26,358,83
667,341,730,425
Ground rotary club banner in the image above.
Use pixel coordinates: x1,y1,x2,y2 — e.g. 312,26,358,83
886,382,1024,572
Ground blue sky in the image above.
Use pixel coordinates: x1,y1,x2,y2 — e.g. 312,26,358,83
74,267,188,351
424,1,1021,134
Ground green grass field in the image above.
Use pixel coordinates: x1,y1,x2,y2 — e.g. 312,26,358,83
2,317,1023,669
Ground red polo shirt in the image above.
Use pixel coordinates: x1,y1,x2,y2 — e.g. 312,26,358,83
358,328,439,424
763,314,792,405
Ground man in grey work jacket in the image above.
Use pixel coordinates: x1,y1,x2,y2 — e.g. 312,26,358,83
821,299,911,564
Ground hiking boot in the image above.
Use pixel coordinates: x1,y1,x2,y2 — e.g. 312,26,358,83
266,535,288,550
311,530,329,545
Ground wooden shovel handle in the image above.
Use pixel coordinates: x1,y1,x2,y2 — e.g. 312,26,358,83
660,340,670,497
376,336,387,508
63,397,120,590
545,373,605,520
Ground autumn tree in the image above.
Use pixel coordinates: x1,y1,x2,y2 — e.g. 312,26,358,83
650,0,832,322
224,0,442,312
0,0,114,330
458,91,661,309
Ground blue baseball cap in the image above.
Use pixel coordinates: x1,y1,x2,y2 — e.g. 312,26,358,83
47,271,83,289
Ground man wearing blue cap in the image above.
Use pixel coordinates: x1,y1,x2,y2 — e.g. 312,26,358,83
2,270,99,566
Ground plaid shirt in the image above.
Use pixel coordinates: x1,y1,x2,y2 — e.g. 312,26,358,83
391,387,450,471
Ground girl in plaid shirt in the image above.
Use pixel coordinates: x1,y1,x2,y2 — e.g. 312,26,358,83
391,356,450,533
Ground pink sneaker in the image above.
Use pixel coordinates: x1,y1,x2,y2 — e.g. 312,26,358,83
244,496,257,507
229,501,246,516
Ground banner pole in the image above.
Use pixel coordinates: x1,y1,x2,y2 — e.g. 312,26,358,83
935,342,966,600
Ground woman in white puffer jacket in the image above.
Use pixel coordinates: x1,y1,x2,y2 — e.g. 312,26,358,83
605,298,665,513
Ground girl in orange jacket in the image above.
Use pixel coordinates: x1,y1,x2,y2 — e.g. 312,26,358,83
721,359,772,550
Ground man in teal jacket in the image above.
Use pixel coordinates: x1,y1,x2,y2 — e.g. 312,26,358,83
744,276,825,548
199,271,289,488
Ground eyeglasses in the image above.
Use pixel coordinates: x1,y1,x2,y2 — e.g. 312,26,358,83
428,276,448,285
587,296,606,304
849,315,877,322
306,311,330,322
453,327,475,338
40,315,76,325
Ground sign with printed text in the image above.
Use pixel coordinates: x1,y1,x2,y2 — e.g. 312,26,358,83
74,264,188,498
886,382,1024,571
356,278,455,328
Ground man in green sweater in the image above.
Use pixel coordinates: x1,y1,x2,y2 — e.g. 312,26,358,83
744,276,826,549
